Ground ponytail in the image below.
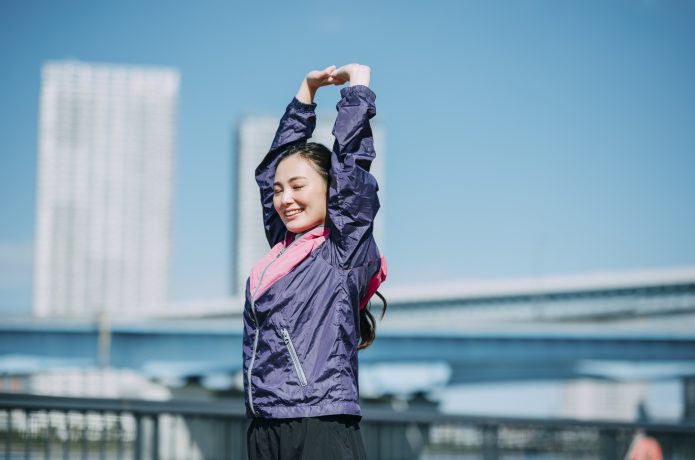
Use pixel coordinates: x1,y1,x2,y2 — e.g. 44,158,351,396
357,290,387,350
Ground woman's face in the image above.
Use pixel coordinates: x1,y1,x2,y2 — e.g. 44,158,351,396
273,155,328,234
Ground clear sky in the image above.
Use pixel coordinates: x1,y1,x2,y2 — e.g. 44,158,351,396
1,0,694,315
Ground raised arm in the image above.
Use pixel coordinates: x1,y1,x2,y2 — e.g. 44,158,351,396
326,64,380,266
255,66,342,247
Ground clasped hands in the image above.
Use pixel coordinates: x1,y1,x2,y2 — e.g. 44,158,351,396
297,64,371,104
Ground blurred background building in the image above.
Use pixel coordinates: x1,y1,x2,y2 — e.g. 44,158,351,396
33,61,179,319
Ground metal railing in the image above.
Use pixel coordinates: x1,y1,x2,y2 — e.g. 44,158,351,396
2,392,694,459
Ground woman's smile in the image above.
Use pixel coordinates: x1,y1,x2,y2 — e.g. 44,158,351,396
284,208,304,218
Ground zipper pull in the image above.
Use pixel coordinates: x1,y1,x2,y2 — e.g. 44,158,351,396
277,239,290,257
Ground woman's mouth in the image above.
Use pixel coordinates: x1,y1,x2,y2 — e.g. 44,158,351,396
285,208,303,218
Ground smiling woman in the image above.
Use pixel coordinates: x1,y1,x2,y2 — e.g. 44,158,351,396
242,64,388,460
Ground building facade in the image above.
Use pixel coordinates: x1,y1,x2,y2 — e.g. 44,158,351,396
232,114,385,295
33,60,179,318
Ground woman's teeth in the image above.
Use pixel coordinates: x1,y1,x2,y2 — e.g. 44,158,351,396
286,209,303,217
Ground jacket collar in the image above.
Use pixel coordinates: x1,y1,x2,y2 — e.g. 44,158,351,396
284,224,330,247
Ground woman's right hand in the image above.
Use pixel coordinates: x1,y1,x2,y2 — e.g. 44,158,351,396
305,65,343,91
330,64,371,87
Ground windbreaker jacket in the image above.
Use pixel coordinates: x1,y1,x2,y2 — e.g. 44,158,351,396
242,85,383,419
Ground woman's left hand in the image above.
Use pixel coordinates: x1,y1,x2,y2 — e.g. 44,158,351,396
296,65,345,104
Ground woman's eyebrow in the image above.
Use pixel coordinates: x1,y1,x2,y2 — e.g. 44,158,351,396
274,176,308,186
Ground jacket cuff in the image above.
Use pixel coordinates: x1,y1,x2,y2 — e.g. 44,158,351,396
289,97,317,112
339,85,376,104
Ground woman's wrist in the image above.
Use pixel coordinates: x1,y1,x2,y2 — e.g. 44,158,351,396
295,79,316,105
349,66,371,87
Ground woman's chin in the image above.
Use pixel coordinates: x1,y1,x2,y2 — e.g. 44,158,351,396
285,218,323,234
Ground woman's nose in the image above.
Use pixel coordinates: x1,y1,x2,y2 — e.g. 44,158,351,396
281,190,294,204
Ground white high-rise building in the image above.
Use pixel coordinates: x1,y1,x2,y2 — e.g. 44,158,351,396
233,114,385,295
33,60,179,318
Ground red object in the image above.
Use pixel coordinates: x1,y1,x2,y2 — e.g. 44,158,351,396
628,435,663,460
359,256,387,310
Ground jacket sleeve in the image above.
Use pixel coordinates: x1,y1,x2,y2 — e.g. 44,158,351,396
328,85,380,267
255,97,317,247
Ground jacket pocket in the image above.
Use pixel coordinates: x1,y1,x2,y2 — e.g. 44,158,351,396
280,328,308,386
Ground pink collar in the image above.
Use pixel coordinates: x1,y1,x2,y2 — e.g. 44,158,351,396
249,225,331,299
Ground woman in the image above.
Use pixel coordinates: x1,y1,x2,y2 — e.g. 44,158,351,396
243,63,387,459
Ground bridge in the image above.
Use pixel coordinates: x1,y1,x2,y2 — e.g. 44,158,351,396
1,266,695,408
88,266,695,323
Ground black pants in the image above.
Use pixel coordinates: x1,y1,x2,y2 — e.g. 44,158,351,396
247,414,367,460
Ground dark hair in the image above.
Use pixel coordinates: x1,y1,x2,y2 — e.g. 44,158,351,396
278,142,331,186
357,292,388,350
278,142,387,350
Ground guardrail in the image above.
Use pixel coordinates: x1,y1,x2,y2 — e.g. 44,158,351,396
1,393,694,459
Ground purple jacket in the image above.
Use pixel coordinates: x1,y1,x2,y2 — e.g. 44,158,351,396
242,85,382,419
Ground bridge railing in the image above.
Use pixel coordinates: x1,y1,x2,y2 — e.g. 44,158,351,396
1,392,694,459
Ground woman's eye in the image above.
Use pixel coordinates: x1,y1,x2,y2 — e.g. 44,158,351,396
273,190,281,195
293,185,305,190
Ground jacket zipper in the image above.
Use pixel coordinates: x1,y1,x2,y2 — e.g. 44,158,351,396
246,228,318,416
280,328,308,386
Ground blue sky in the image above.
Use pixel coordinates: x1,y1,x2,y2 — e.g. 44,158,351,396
1,0,694,315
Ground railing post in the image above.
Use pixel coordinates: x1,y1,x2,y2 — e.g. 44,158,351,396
44,410,51,459
135,413,143,460
82,411,88,460
5,409,11,460
63,411,70,460
239,419,248,460
151,415,159,460
99,412,107,460
482,424,499,460
684,377,695,422
116,412,124,460
24,410,30,460
599,429,618,460
222,418,230,460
